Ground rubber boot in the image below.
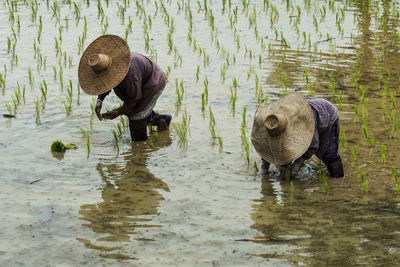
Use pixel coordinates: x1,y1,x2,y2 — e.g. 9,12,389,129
148,112,171,131
261,158,270,171
323,157,344,178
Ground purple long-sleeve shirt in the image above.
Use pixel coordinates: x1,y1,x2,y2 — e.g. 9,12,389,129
98,52,166,117
296,97,339,163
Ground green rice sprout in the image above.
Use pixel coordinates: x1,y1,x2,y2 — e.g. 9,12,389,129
230,86,237,113
243,137,250,165
290,181,294,193
324,181,329,194
90,97,96,115
209,107,217,139
382,145,387,164
201,93,206,113
80,127,88,137
318,169,327,183
28,67,34,88
362,113,368,138
203,76,209,104
6,103,12,114
369,137,375,147
241,106,247,140
173,110,191,149
339,128,346,147
253,161,259,172
390,91,396,109
217,136,223,152
392,166,398,183
59,66,64,89
86,134,90,157
112,129,119,154
391,111,398,131
40,83,47,101
34,98,40,123
351,146,357,162
362,179,369,194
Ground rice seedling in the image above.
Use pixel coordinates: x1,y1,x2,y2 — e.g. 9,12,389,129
362,113,368,138
242,137,250,165
63,95,72,115
6,103,12,115
382,145,387,164
173,109,191,149
324,181,329,194
86,133,90,157
175,78,184,111
217,135,223,152
203,76,209,104
318,169,327,183
34,98,40,123
40,80,47,100
112,129,119,154
209,107,217,139
59,66,64,89
241,106,247,140
290,181,294,193
90,97,96,115
253,160,259,172
392,166,398,183
351,145,357,162
28,67,34,88
361,172,369,194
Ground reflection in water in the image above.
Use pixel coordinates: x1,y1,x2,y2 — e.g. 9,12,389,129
251,174,400,265
78,133,172,259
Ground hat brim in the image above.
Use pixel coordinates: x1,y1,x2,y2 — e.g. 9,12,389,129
251,92,315,165
78,35,131,95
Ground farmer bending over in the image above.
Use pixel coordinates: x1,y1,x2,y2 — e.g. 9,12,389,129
251,92,344,178
78,35,171,141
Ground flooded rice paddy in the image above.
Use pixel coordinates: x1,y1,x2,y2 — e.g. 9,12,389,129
1,0,400,265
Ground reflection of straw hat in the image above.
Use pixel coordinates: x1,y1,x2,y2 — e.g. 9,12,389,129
251,92,315,165
78,35,131,95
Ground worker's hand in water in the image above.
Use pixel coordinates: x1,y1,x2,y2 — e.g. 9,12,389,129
95,99,103,121
102,109,119,120
278,165,291,179
290,162,301,176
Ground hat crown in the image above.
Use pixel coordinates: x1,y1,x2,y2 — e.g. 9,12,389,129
264,113,287,136
88,53,111,74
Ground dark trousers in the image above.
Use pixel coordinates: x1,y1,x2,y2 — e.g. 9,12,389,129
128,111,169,141
129,117,148,141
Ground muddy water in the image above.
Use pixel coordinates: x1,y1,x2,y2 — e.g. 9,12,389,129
1,0,400,266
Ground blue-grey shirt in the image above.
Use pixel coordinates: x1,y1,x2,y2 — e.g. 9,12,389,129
298,97,339,162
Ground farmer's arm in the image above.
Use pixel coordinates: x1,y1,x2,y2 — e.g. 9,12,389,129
95,90,111,120
291,121,319,173
117,76,143,116
97,90,111,101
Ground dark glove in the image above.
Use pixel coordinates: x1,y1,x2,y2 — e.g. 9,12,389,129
290,161,301,176
278,164,291,179
102,109,120,120
95,99,103,121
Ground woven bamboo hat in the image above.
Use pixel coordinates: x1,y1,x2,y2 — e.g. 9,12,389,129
78,35,131,95
251,92,315,165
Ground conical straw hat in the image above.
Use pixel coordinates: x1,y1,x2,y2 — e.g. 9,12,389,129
78,35,131,95
251,92,315,165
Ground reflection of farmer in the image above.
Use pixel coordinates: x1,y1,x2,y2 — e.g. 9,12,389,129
251,92,344,178
79,133,172,246
78,35,171,141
